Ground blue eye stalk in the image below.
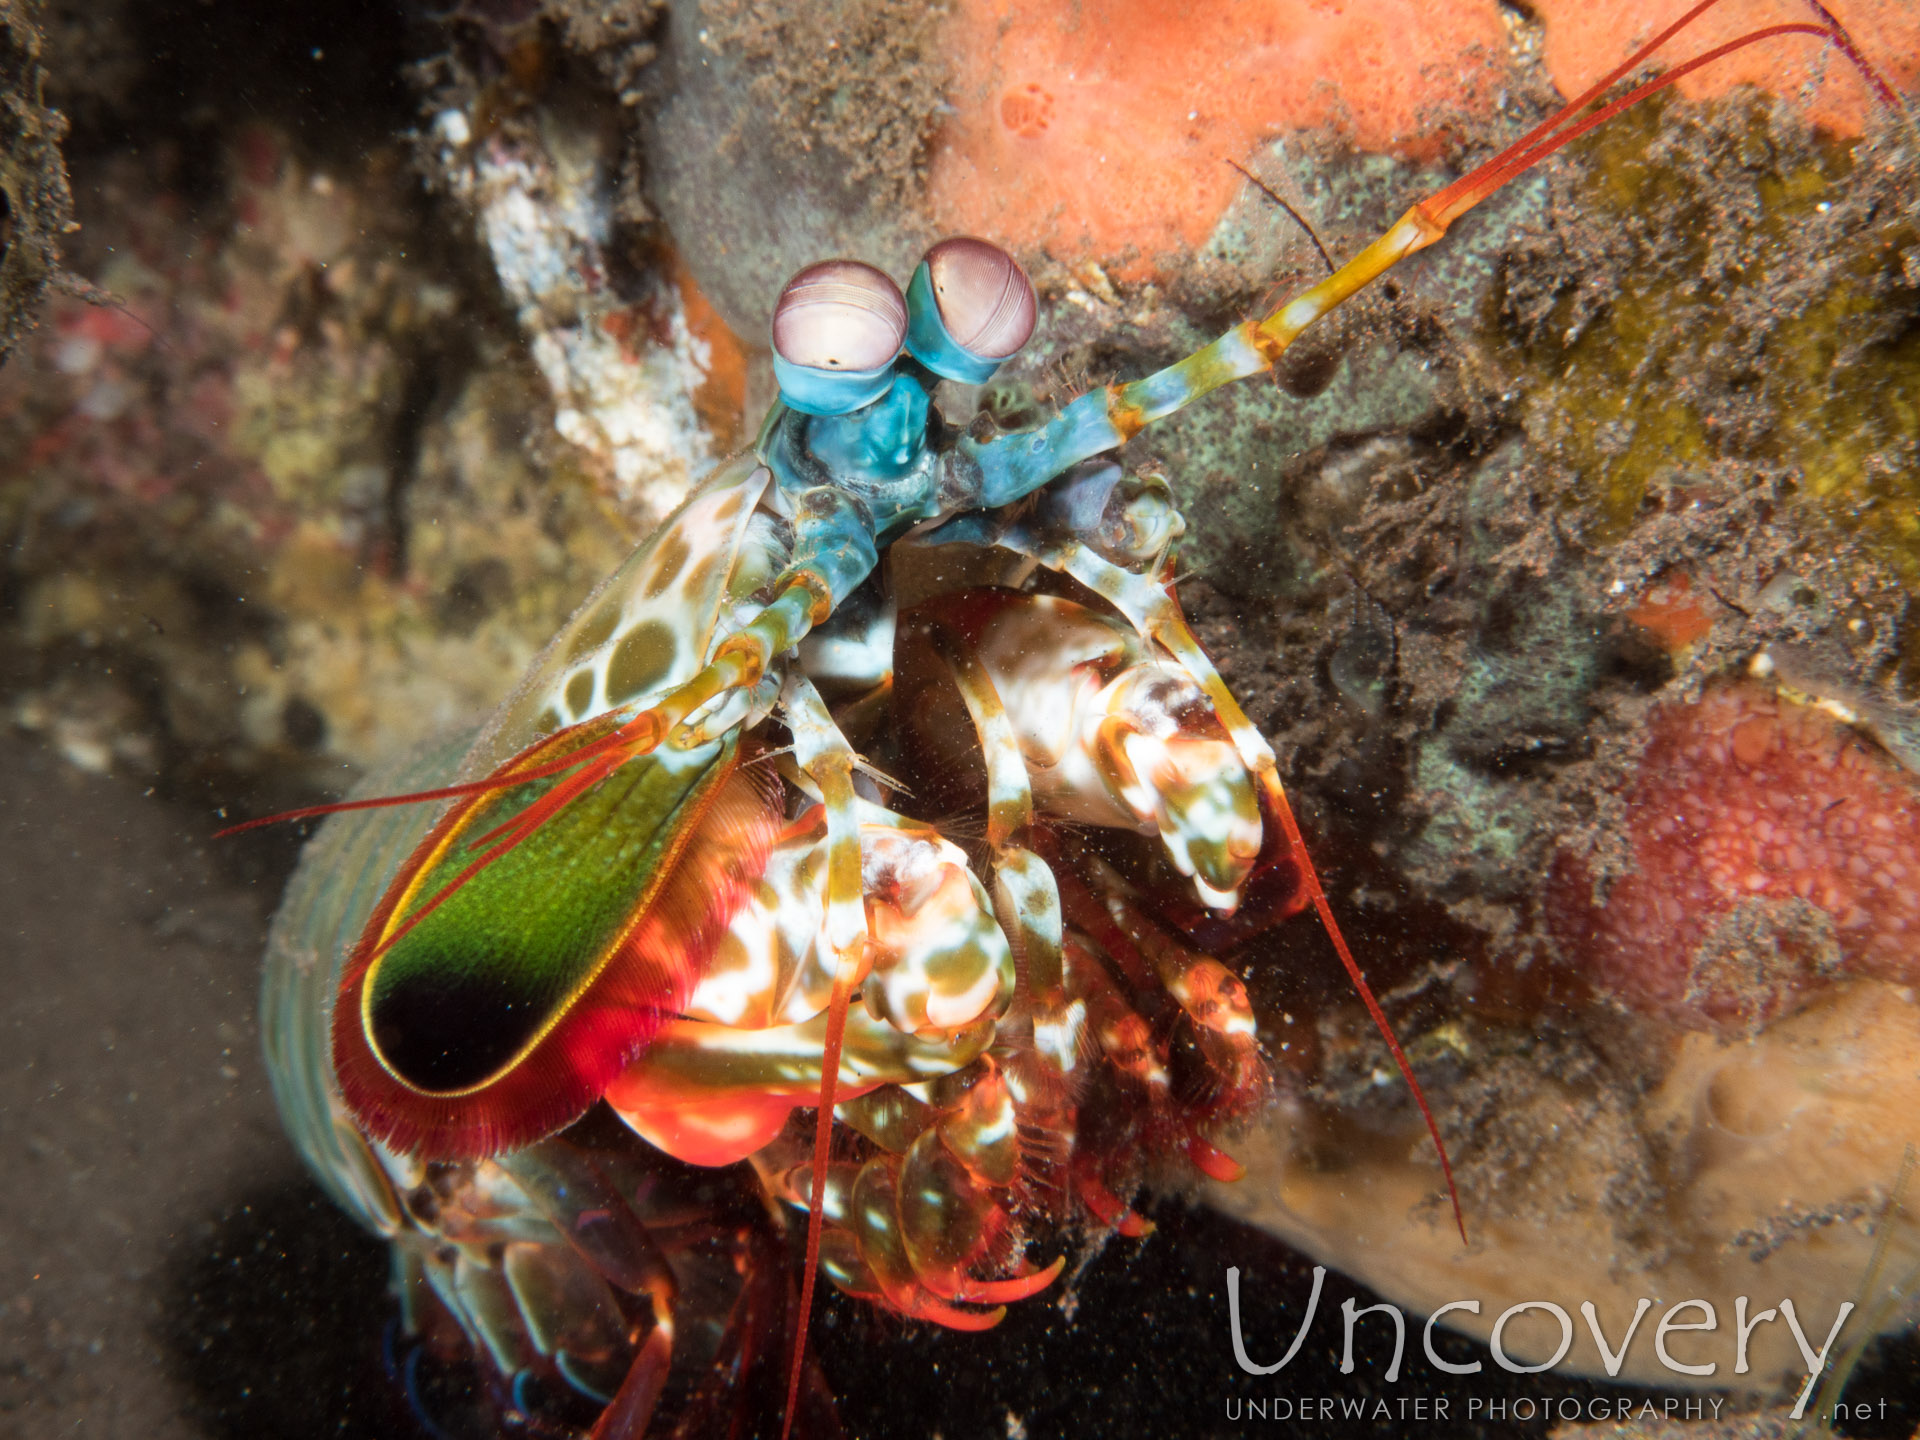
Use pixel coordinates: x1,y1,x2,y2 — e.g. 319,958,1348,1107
905,237,1037,385
770,240,1036,416
771,354,898,417
770,260,909,417
768,240,1037,512
804,373,930,481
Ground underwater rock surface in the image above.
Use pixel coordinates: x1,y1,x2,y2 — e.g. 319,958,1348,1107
1211,977,1920,1390
0,121,636,799
0,0,73,365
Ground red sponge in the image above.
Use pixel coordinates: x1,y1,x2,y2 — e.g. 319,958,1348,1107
1554,684,1920,1031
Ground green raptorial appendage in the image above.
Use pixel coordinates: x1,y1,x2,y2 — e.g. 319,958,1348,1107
366,730,738,1093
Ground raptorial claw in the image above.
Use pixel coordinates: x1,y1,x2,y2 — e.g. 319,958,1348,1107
901,589,1264,911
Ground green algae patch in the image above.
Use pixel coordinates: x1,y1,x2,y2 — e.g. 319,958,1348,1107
1501,96,1920,586
1777,255,1920,568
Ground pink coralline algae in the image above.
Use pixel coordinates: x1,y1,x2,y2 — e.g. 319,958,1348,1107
1555,684,1920,1031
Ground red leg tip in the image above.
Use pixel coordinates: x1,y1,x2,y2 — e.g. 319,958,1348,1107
1186,1135,1246,1184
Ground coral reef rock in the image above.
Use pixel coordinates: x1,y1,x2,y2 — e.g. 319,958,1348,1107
0,0,73,365
1212,980,1920,1393
0,123,631,798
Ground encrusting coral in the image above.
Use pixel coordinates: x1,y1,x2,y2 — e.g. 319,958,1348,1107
1531,0,1919,137
923,0,1916,274
928,0,1508,274
1553,683,1920,1032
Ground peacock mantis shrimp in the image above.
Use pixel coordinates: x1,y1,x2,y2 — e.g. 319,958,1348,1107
245,2,1899,1433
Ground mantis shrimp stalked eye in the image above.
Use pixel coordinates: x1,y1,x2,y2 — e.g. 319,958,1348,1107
242,1,1903,1433
770,259,909,415
905,235,1038,382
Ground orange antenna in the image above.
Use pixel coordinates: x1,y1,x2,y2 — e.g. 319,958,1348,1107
1259,774,1467,1243
212,719,639,839
1423,0,1900,235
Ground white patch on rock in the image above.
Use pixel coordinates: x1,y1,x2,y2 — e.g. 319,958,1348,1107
449,126,719,521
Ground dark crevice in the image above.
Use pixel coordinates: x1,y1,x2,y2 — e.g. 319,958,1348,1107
384,340,459,580
60,1,426,179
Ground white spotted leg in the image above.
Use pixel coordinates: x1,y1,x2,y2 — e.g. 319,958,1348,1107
774,671,877,1438
919,620,1067,1010
998,529,1468,1242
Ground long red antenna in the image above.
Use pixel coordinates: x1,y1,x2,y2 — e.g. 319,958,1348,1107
212,720,639,838
1798,0,1901,110
1259,774,1467,1244
1425,22,1833,230
1422,0,1900,234
778,954,861,1440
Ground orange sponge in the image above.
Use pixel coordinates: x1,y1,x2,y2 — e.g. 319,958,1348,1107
928,0,1913,273
928,0,1508,275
